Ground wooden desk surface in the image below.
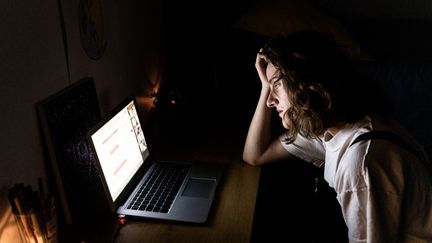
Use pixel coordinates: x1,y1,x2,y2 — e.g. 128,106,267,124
59,103,261,243
59,142,260,243
114,162,259,242
111,136,261,243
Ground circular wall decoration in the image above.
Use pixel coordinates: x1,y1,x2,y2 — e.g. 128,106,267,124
79,0,107,60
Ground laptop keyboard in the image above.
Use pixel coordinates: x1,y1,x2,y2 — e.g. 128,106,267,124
126,162,190,213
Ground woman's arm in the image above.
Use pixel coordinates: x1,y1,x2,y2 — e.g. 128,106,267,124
242,51,293,166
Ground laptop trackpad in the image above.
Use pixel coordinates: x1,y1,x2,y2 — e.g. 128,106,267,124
182,178,215,198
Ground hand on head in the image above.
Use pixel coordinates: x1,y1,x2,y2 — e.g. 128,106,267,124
255,49,271,89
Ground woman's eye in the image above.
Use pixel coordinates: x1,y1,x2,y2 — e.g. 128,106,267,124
273,81,281,89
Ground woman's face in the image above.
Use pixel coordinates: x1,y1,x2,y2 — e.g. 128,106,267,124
265,63,291,129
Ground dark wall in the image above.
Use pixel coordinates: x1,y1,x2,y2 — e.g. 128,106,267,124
149,0,260,142
0,0,164,239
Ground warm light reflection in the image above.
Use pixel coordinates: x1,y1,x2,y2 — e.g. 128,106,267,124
138,61,163,120
136,96,155,120
144,62,162,98
0,205,21,243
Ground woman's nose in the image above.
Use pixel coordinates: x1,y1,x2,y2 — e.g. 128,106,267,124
266,92,277,108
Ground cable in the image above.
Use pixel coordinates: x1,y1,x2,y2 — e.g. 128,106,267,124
112,214,126,243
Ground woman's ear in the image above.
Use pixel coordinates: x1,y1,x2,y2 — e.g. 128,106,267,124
306,83,332,113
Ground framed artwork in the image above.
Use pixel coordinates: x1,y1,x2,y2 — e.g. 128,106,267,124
37,77,107,224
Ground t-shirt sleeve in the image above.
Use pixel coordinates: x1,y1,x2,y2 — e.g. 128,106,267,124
279,132,325,167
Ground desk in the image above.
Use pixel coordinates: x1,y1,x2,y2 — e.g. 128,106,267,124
111,133,260,243
60,110,261,243
114,161,259,243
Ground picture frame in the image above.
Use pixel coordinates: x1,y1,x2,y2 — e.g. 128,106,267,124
37,77,107,224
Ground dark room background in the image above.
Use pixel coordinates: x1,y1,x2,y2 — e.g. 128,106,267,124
1,0,432,240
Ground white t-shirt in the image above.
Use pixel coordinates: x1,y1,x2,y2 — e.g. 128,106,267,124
280,116,432,242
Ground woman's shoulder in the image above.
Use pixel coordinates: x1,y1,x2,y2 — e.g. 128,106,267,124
335,134,407,194
279,132,325,166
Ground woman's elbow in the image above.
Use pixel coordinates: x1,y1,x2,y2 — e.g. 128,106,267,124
242,154,262,166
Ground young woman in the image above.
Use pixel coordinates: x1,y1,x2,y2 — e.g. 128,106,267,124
243,31,432,242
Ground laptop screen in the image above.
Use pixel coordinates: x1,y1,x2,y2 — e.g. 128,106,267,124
89,100,149,202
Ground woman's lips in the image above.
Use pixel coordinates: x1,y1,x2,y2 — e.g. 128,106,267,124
277,109,284,117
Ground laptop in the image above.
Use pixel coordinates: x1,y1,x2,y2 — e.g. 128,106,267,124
87,95,224,223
